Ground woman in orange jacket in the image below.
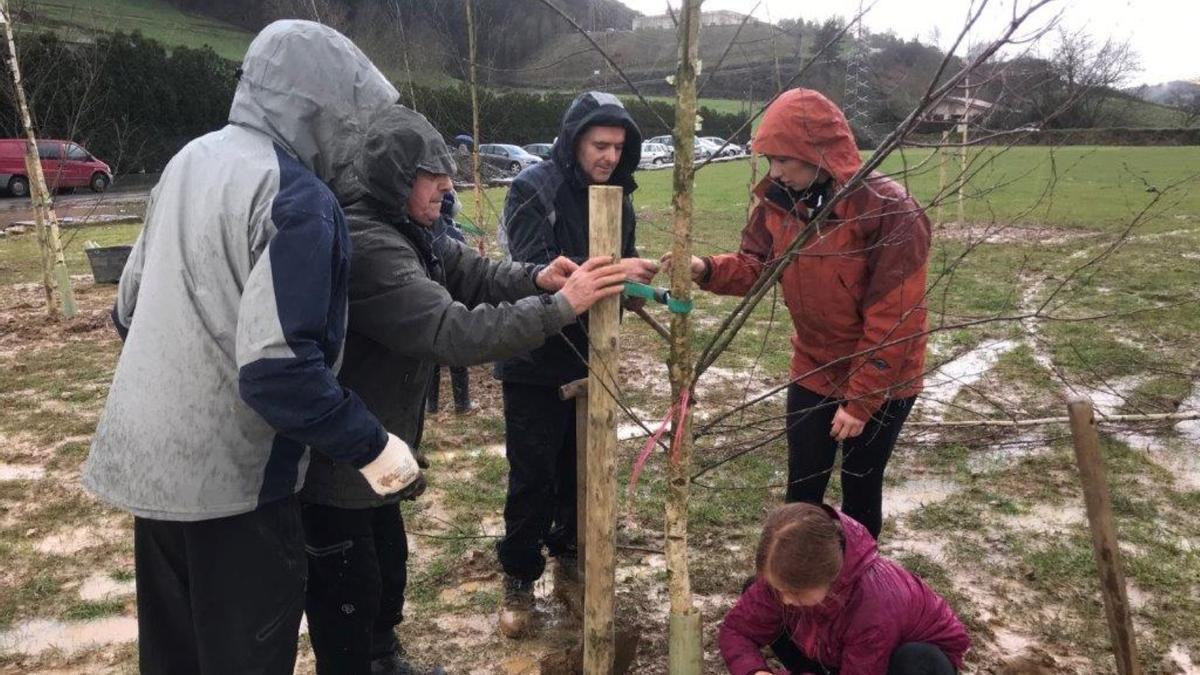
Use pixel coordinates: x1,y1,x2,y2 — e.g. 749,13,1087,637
669,88,931,538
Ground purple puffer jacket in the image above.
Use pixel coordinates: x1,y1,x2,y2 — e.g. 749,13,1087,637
719,508,971,675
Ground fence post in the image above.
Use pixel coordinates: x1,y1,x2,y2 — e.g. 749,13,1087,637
1067,398,1142,675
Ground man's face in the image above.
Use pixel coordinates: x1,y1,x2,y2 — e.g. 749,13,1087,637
767,155,826,192
407,171,453,227
576,125,626,184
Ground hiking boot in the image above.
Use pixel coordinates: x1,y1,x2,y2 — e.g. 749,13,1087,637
498,575,535,639
369,647,446,675
551,555,583,617
451,367,473,414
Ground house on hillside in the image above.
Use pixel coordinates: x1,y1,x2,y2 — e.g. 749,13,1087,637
633,10,759,31
924,96,997,124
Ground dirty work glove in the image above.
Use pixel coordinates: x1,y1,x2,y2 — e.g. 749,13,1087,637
359,433,421,496
396,472,427,501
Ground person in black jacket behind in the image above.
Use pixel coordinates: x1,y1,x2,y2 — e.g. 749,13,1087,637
493,91,659,638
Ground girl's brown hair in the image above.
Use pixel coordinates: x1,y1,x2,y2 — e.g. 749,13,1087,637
755,503,844,592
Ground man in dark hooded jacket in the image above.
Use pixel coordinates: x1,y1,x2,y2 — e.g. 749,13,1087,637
493,91,659,637
299,104,627,675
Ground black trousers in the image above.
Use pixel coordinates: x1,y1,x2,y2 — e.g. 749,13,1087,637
134,495,306,675
427,365,470,410
301,502,408,675
497,381,578,582
771,636,956,675
785,384,915,538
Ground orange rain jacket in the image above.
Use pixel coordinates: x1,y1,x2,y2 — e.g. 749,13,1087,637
701,89,931,421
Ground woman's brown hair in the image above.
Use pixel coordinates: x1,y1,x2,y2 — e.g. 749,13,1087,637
755,503,844,592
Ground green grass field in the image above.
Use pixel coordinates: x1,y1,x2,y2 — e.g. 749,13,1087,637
26,0,254,61
2,145,1199,672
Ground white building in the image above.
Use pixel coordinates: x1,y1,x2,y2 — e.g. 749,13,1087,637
633,10,757,31
924,96,996,124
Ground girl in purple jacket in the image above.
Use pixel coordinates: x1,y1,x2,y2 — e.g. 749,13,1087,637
719,503,970,675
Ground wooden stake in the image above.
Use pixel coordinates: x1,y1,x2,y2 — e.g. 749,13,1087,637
956,77,969,225
666,1,702,673
936,129,949,225
1,2,76,317
583,185,622,675
1067,399,1142,675
465,0,485,255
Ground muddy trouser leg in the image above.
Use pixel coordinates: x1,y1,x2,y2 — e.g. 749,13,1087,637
887,642,957,675
370,503,408,659
427,367,442,413
498,381,573,581
302,502,382,675
839,396,915,539
135,495,307,675
784,384,841,504
546,396,578,558
451,366,471,410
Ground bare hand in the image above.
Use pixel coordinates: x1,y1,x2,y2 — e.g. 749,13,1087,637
660,252,707,283
618,257,660,284
559,256,627,315
830,406,866,441
535,256,579,292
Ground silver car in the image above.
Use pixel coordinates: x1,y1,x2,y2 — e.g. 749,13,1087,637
640,142,674,167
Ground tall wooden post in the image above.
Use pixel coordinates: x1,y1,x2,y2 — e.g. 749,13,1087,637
956,77,969,225
666,1,702,673
583,185,621,674
936,129,949,225
1,1,77,317
465,0,485,254
559,377,590,580
1067,399,1143,675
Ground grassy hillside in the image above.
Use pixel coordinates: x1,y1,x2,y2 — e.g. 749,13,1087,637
24,0,254,62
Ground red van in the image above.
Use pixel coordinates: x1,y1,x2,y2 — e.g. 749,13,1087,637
0,138,112,198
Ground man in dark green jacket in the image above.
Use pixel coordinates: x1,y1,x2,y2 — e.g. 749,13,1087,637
299,104,626,675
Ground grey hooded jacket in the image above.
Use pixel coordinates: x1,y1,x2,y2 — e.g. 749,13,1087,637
300,105,575,509
84,21,399,521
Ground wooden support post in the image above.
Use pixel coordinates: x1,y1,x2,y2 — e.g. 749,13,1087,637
583,185,622,675
1067,399,1142,675
666,1,703,673
465,0,485,255
936,129,949,226
1,2,76,317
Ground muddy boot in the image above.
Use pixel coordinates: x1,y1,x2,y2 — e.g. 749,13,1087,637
498,575,535,639
551,555,583,618
451,366,473,414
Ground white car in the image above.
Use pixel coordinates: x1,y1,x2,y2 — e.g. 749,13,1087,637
640,142,674,167
701,136,744,157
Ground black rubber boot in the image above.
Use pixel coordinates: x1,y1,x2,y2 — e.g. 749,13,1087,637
426,369,440,415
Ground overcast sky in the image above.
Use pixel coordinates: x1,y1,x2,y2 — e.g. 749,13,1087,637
614,0,1198,86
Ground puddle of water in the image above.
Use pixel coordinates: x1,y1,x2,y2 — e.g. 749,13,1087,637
1177,385,1200,445
1005,503,1085,535
966,431,1048,474
0,463,45,481
0,617,137,656
78,574,135,602
1169,643,1200,675
886,478,959,516
916,340,1018,422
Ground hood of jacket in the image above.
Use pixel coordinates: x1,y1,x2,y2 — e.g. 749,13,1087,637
352,104,457,222
550,91,642,191
228,19,399,202
807,506,879,620
753,88,862,189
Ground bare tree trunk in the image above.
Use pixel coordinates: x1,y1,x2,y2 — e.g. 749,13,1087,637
465,0,485,255
666,1,702,672
1,1,77,318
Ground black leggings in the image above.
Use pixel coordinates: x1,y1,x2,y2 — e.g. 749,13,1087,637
771,636,956,675
785,384,915,539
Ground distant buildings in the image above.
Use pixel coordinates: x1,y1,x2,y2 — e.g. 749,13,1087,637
924,96,997,124
633,10,758,31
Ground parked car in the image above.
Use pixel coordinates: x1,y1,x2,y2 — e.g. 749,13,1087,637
701,136,744,157
640,142,673,166
478,143,542,174
0,138,112,197
523,143,553,160
645,135,673,148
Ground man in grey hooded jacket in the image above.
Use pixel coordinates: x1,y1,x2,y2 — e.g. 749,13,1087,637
299,103,626,675
84,21,419,674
